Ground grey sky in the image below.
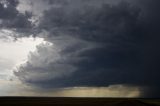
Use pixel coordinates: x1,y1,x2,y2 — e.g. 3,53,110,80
0,0,160,97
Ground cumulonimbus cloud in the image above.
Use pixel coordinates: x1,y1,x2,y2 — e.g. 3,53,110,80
2,0,159,97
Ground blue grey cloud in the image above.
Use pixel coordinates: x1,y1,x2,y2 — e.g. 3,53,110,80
13,0,160,97
0,0,33,35
15,1,141,86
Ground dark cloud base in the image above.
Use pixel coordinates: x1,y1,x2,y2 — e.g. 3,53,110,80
0,0,160,97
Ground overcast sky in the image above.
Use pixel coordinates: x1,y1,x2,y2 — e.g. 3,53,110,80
0,0,160,97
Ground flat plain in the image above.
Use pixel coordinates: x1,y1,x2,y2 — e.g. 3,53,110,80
0,97,160,106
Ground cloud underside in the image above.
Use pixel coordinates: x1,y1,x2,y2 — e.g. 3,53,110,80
1,0,160,97
0,81,140,97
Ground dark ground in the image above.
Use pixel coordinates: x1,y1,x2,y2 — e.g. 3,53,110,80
0,97,159,106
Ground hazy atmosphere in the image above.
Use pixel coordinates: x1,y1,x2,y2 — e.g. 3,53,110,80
0,0,160,98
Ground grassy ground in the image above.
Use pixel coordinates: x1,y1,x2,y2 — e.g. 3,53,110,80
0,97,159,106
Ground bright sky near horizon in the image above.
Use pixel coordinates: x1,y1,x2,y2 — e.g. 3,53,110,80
0,29,44,80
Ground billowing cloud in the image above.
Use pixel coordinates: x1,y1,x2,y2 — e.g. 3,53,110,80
14,35,100,87
0,29,44,81
11,0,160,97
15,0,141,87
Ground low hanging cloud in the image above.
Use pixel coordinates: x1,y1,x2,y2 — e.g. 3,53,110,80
15,0,141,87
14,35,100,87
12,0,160,97
15,42,76,83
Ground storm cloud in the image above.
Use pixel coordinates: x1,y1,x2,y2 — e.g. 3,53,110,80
11,0,160,97
0,0,33,36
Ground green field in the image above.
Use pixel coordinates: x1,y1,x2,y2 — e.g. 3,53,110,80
0,97,159,106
